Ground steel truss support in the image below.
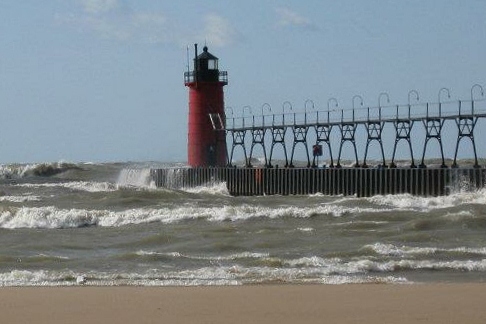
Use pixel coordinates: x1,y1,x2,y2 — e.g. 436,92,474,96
228,130,248,167
453,115,479,168
420,117,446,168
337,123,359,168
313,124,334,167
363,121,386,168
290,126,310,167
390,120,415,168
268,127,288,167
248,128,268,167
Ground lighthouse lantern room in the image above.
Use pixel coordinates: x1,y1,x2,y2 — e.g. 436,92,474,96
184,44,228,167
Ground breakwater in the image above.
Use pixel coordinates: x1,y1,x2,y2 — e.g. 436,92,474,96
150,167,485,197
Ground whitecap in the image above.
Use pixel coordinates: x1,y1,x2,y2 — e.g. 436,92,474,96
184,182,230,195
368,188,486,211
364,242,486,257
16,181,118,193
0,202,396,229
0,195,41,203
0,206,98,229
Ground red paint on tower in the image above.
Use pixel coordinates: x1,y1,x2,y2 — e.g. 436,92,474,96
184,45,228,167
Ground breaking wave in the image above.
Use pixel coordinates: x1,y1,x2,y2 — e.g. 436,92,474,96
4,248,485,286
367,188,486,211
0,162,81,179
0,203,387,229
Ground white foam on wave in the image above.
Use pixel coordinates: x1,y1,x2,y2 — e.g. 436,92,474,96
364,242,486,257
0,195,41,203
320,275,408,284
297,227,314,232
0,163,41,178
0,270,69,287
135,250,270,261
62,181,118,192
282,254,486,274
223,263,408,284
0,203,387,229
10,247,484,286
117,169,155,189
206,203,383,222
0,266,408,287
184,182,230,195
0,161,80,179
16,181,118,193
441,210,476,221
0,206,98,229
368,188,486,211
0,268,241,287
367,259,486,272
8,254,486,286
136,251,184,258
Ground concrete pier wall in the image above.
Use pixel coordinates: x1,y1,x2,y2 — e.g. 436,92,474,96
150,167,486,197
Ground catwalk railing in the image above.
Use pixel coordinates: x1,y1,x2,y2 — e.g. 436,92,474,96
224,86,486,169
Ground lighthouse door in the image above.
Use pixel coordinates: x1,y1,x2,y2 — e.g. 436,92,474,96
207,144,217,166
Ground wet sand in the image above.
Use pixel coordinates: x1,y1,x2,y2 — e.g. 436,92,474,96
1,284,486,324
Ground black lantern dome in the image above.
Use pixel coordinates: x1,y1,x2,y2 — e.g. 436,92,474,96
184,44,227,85
195,46,219,82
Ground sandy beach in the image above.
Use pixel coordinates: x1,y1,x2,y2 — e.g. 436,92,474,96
1,284,485,324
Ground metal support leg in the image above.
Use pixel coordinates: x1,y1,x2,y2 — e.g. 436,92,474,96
337,123,359,168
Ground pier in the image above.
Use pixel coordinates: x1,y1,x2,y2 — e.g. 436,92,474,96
152,85,486,197
151,45,486,196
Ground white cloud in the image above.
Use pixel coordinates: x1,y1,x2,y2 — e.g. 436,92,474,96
78,0,118,14
60,2,241,47
132,13,167,27
131,13,172,44
84,16,131,41
276,7,318,31
200,13,241,47
60,1,172,43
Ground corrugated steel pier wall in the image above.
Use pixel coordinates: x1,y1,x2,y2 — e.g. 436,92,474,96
150,167,485,197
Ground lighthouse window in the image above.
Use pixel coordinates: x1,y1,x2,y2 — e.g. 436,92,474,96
208,59,217,70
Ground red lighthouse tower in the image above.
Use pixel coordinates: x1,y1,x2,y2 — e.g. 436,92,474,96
184,44,228,167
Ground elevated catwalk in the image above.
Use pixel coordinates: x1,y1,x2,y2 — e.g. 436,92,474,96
224,88,486,169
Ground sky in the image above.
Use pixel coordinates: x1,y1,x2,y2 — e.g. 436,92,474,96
1,0,486,164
